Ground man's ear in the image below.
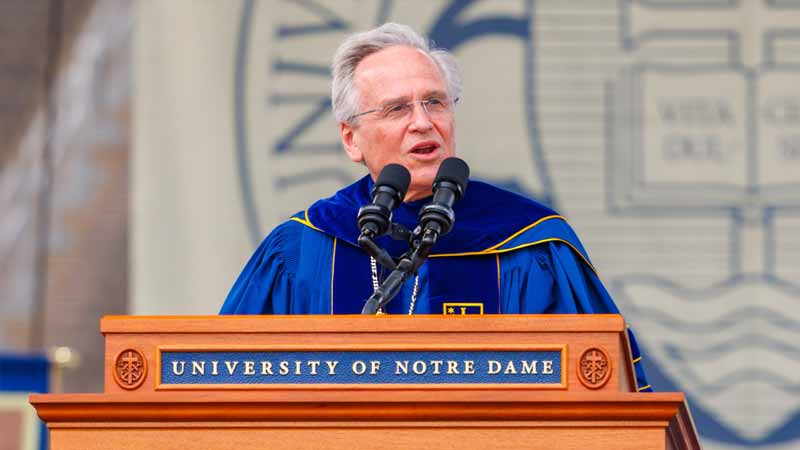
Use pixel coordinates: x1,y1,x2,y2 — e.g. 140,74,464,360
340,122,363,163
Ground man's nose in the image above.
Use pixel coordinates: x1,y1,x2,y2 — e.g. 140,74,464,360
408,102,434,131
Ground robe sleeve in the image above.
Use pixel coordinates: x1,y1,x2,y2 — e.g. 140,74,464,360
500,241,653,391
219,221,300,315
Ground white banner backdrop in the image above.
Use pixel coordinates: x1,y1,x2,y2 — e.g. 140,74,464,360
133,0,254,314
133,1,800,448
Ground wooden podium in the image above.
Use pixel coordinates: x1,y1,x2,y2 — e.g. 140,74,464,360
30,315,701,450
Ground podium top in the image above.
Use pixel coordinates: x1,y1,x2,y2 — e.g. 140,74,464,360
100,314,626,333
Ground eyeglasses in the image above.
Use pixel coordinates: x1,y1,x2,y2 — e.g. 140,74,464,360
348,96,458,123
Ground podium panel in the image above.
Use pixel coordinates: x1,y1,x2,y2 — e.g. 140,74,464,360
48,423,667,450
30,315,701,450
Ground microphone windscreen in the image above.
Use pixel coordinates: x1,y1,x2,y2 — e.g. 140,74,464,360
376,163,411,195
435,157,470,192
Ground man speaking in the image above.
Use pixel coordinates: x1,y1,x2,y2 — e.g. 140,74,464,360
220,22,650,391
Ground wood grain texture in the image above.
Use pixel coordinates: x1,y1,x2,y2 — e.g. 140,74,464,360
50,427,667,450
31,391,684,422
99,314,626,333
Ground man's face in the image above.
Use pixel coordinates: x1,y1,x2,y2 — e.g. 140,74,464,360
339,46,456,201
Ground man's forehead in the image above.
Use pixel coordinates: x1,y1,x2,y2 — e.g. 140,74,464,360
354,46,446,101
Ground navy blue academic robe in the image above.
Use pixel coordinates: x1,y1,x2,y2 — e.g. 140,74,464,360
220,175,652,392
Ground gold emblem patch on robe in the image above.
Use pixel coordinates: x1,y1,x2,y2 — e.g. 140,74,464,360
443,303,484,315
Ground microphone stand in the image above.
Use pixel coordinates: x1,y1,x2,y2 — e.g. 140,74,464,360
361,228,439,315
357,231,396,270
357,221,416,271
359,157,468,315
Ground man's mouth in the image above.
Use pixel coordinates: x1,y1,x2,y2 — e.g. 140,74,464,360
410,142,439,154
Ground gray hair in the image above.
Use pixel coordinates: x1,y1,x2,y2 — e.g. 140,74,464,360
331,22,462,124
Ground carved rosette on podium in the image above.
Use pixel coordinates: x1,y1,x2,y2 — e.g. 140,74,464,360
112,349,146,390
30,315,701,450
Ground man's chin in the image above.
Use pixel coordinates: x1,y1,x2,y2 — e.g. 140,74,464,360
404,173,437,201
403,187,434,202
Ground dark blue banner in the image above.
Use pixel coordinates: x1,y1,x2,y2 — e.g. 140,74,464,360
0,352,49,450
159,350,564,386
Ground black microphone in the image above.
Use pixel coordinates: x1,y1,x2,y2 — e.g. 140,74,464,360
357,164,411,238
418,157,470,237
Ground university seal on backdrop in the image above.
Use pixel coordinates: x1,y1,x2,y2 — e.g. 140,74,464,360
234,0,555,244
606,1,800,447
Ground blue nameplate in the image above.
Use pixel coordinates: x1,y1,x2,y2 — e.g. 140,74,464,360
156,348,566,388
